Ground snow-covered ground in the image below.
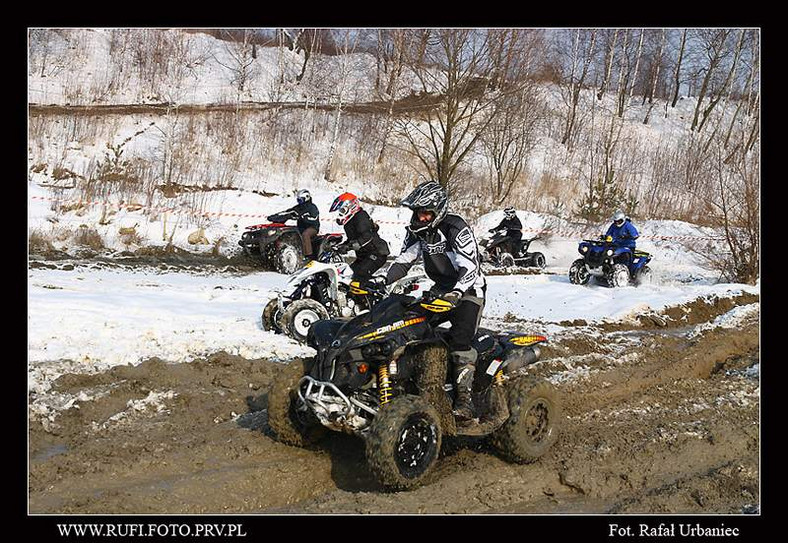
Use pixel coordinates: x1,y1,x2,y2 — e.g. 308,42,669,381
28,182,760,409
27,28,760,424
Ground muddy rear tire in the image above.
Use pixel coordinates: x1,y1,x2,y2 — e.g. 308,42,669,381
531,252,546,269
608,263,631,288
365,395,442,491
267,359,327,447
262,298,283,332
274,237,303,275
280,299,330,343
491,377,560,464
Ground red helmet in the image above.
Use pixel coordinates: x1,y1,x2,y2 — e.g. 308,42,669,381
330,192,361,225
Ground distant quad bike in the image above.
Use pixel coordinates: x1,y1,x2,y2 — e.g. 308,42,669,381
568,236,653,287
481,231,546,269
238,212,343,275
267,290,560,490
262,246,429,343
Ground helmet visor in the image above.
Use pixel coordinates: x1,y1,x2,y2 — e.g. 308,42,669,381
409,208,436,232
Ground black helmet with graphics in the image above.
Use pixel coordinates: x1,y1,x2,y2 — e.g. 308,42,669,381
296,189,312,205
504,206,517,219
400,180,448,235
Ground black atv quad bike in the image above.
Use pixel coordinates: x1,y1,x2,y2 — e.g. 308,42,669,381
267,291,561,490
238,212,342,274
482,233,546,269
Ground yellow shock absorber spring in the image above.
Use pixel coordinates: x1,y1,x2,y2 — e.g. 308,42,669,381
378,365,393,405
494,369,505,386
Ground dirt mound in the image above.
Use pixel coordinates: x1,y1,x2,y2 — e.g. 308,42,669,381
29,246,266,275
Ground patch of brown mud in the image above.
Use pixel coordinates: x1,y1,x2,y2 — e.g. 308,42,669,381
29,317,759,514
601,292,759,332
483,267,546,276
29,353,340,514
555,321,759,417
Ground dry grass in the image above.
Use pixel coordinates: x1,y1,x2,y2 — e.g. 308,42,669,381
74,225,105,251
119,226,143,248
28,229,54,254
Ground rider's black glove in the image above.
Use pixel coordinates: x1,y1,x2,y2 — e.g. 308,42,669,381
441,289,463,307
427,287,462,307
365,275,388,292
335,242,350,254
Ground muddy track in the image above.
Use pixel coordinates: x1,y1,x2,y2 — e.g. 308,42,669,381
28,294,759,515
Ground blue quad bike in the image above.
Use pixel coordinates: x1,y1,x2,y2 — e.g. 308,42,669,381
568,236,652,287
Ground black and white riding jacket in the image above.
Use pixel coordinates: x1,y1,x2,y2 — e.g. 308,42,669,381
385,214,486,296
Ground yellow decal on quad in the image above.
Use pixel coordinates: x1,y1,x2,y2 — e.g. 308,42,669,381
304,261,315,268
349,281,369,295
419,299,454,312
358,317,427,340
509,335,547,346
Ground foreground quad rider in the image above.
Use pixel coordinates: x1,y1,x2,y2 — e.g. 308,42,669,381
489,206,523,256
270,189,320,261
330,192,390,282
369,180,486,423
605,209,639,250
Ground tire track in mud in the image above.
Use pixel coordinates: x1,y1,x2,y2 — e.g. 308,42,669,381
28,293,760,514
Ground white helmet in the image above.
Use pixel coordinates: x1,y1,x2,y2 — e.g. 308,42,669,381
296,189,311,205
612,209,626,223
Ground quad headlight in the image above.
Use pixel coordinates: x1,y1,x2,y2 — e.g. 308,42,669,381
606,249,613,256
267,229,277,235
581,246,588,253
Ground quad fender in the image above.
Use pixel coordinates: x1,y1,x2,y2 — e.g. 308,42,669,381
286,262,342,301
612,246,633,260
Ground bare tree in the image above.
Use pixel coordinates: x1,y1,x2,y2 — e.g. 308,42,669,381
615,29,644,118
596,29,619,100
29,29,62,78
374,29,412,162
689,29,735,131
394,29,534,188
698,140,760,283
214,29,259,101
556,29,597,147
696,29,747,133
320,30,362,182
643,30,666,124
480,76,546,205
670,29,688,108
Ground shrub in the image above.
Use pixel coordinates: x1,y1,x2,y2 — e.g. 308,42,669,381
74,225,105,250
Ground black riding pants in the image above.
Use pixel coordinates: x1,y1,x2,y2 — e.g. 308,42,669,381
350,253,386,281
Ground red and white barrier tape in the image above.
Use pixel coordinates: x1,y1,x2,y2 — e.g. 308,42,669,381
29,195,725,241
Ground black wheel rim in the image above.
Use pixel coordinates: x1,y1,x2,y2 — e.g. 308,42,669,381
523,399,551,443
395,413,439,479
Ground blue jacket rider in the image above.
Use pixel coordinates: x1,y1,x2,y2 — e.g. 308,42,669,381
605,210,639,249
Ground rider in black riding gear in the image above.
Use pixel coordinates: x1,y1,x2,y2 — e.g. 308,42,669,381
270,189,320,261
488,207,523,257
330,192,390,281
368,180,487,422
